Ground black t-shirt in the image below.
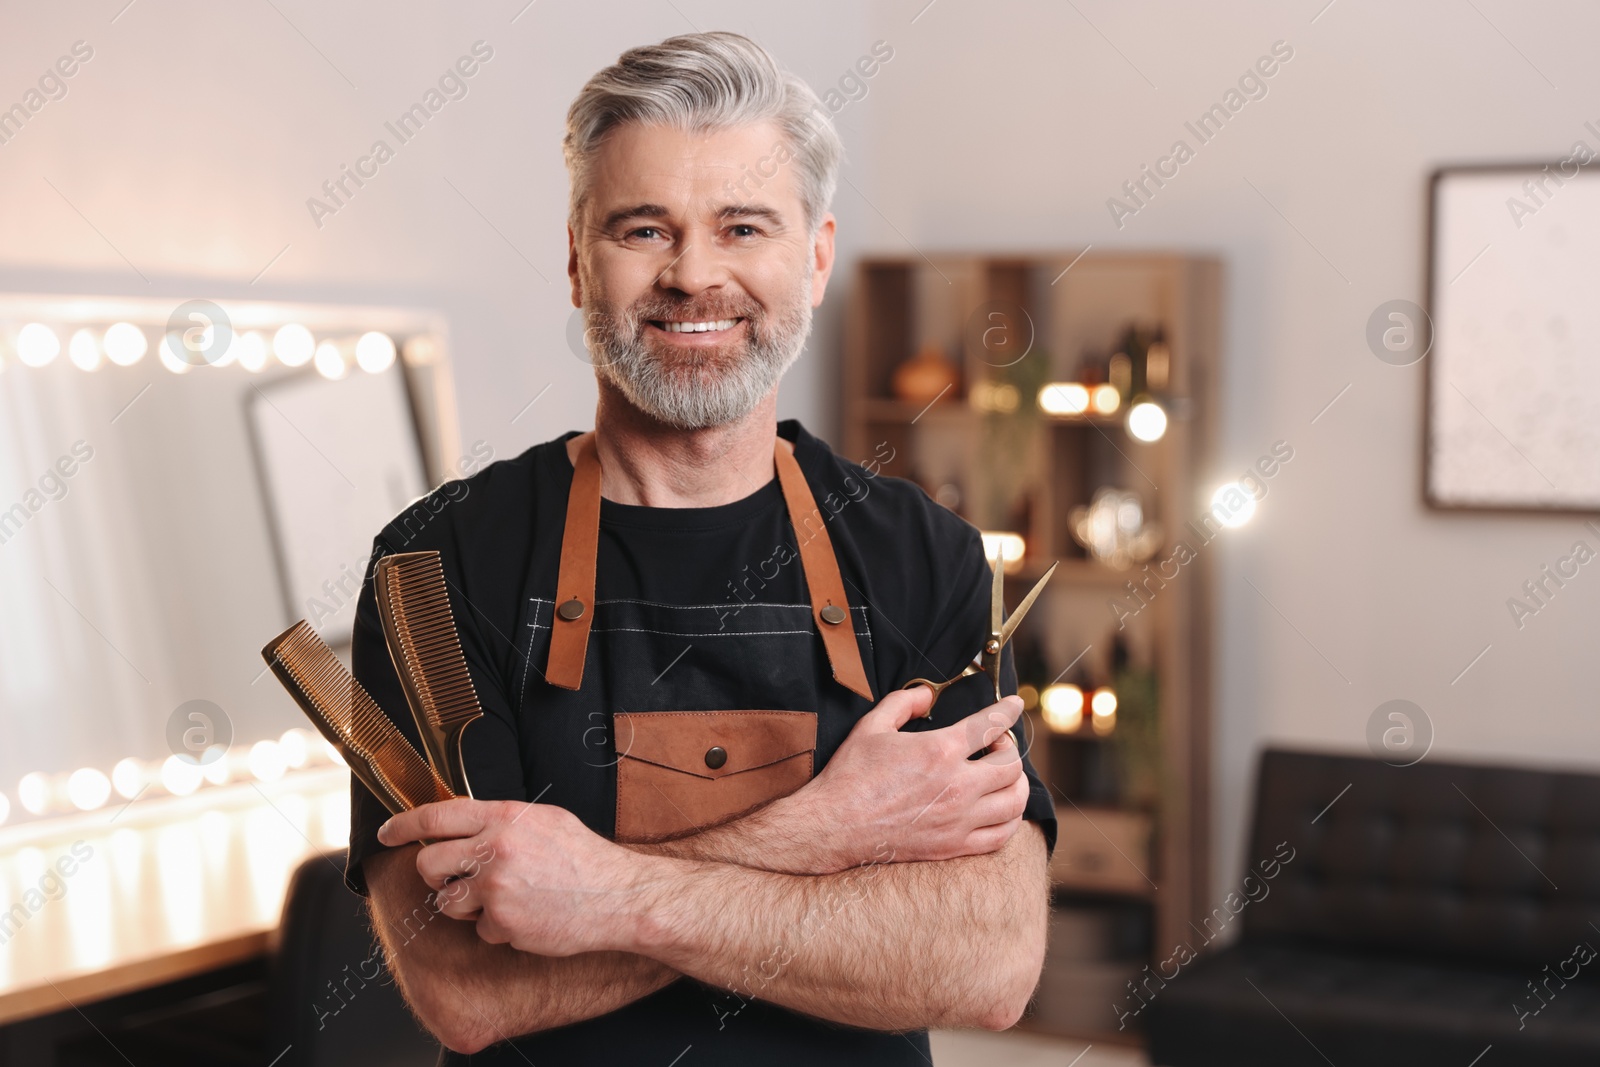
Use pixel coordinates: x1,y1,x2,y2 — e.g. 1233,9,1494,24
346,419,1057,1066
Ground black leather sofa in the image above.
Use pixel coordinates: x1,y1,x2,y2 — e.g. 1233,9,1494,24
1147,748,1600,1066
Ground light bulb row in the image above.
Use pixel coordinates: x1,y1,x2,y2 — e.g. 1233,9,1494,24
6,322,398,379
2,728,346,824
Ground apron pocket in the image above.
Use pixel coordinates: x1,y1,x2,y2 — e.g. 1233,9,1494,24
613,710,816,842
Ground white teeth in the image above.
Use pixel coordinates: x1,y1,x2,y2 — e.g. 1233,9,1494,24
659,318,739,333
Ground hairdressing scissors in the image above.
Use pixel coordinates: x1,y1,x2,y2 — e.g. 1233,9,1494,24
903,558,1057,710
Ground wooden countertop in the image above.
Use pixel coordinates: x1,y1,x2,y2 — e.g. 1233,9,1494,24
0,767,350,1026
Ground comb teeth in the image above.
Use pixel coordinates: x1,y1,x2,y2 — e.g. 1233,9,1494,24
263,621,454,812
379,552,484,731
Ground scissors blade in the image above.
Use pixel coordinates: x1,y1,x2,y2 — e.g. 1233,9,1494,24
990,549,1006,634
998,561,1058,647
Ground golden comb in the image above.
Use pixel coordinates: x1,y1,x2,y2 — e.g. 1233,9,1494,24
373,551,484,798
261,620,455,815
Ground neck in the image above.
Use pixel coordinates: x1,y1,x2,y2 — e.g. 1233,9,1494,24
578,379,780,507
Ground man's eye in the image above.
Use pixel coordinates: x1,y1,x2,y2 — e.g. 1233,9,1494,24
628,227,663,240
729,224,759,238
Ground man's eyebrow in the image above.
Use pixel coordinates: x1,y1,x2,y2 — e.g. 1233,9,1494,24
715,203,785,226
599,203,671,231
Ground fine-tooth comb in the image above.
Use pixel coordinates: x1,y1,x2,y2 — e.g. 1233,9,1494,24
373,551,484,798
261,620,455,815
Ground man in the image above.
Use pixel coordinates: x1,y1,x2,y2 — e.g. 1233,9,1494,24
351,31,1057,1064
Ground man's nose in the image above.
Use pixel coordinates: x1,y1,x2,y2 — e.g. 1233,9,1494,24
654,236,729,295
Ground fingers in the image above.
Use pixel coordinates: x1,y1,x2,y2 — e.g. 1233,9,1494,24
963,770,1031,826
415,837,494,891
963,814,1024,855
935,694,1024,754
379,797,496,847
975,725,1023,766
862,685,936,732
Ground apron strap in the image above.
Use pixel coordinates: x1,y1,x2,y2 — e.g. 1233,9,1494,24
545,432,875,702
773,439,875,702
546,432,601,690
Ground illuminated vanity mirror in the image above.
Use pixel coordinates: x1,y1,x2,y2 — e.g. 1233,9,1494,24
0,293,461,826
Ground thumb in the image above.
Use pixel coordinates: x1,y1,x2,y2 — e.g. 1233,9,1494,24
861,685,936,732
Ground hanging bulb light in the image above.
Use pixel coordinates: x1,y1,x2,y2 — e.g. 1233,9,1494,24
17,324,60,367
103,322,148,366
69,328,102,371
355,331,396,374
274,324,315,367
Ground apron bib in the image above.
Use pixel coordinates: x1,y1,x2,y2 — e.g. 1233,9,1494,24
518,432,875,842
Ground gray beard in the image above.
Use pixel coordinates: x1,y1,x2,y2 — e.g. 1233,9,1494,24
585,283,812,430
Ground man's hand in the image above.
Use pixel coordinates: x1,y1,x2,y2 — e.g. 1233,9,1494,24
765,687,1032,874
378,799,649,957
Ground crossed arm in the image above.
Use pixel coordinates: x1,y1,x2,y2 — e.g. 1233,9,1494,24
366,688,1052,1055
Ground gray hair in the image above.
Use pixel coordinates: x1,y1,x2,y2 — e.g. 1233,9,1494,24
563,31,843,234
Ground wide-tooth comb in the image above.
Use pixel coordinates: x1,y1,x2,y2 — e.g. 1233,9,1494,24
373,551,484,798
261,620,455,814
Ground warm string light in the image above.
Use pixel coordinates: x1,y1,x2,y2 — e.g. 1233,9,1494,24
4,728,336,822
4,320,400,379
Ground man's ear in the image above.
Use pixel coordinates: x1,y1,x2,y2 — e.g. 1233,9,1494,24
567,223,583,308
810,213,836,308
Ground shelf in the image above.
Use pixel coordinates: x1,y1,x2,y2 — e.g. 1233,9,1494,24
843,250,1221,967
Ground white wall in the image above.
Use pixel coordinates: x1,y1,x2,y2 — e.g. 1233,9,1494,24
3,1,1596,900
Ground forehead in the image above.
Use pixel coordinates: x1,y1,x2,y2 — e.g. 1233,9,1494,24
584,120,803,219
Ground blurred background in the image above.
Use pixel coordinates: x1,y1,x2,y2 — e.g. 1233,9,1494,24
1,1,1597,1065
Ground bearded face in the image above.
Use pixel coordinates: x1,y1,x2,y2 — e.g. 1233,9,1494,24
568,121,835,430
581,265,813,429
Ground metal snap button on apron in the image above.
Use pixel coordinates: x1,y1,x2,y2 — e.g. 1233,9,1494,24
704,745,728,769
819,604,847,625
557,598,585,621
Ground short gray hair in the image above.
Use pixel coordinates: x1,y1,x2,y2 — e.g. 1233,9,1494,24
563,32,843,234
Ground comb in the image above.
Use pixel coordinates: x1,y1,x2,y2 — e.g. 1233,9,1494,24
261,620,455,815
373,551,484,798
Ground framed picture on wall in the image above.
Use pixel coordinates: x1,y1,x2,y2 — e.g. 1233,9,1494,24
1426,163,1600,511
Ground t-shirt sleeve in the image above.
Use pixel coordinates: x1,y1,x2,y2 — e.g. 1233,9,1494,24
343,528,530,897
908,524,1059,859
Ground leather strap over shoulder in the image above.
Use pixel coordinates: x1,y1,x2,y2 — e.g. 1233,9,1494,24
545,431,875,702
546,432,601,690
773,438,875,702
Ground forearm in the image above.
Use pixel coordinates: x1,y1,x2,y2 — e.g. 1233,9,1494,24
367,847,677,1052
625,821,1050,1032
623,791,833,873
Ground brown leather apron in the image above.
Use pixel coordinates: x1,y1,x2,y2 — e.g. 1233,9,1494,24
541,431,873,842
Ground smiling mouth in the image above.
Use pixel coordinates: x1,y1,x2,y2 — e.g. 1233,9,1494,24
649,317,744,334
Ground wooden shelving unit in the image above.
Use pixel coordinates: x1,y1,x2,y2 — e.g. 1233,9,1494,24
842,252,1221,1040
